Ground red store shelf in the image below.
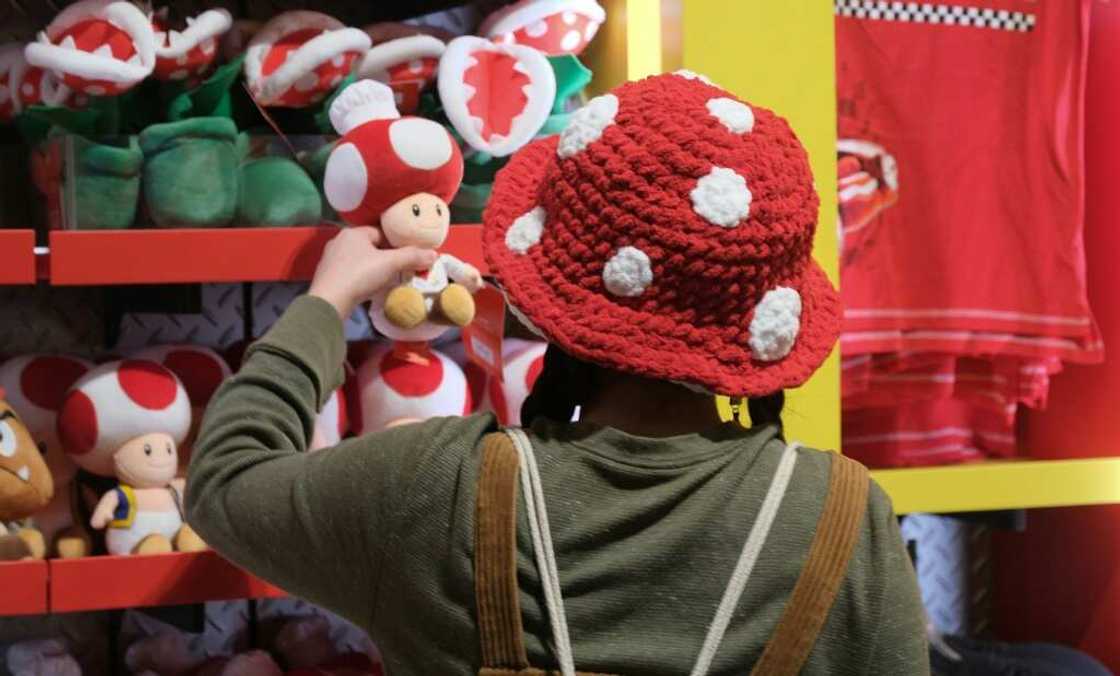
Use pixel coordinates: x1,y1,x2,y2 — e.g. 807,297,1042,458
47,224,486,286
0,560,49,615
49,550,285,613
0,229,36,285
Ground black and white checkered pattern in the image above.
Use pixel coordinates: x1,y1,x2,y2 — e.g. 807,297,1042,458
835,1,1037,32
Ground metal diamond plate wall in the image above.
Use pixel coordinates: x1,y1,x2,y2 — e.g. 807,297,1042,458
251,282,373,342
902,514,969,635
120,602,249,666
115,284,245,352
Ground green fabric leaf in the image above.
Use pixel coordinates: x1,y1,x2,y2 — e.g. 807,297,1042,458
168,55,247,122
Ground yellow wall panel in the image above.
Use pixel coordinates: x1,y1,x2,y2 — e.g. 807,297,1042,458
682,1,841,451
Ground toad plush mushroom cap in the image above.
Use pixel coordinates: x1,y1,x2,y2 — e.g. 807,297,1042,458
244,10,371,108
324,79,463,226
480,0,605,56
130,344,231,410
482,72,841,397
151,8,232,82
485,339,546,426
24,0,156,97
352,344,470,434
356,34,445,115
0,354,93,481
57,359,191,477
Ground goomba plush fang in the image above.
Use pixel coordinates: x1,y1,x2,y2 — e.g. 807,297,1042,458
57,359,197,555
324,80,483,342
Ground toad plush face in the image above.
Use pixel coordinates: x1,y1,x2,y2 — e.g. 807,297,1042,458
381,192,451,249
113,432,177,488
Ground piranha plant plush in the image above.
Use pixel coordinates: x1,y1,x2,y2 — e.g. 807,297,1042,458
0,390,54,560
0,354,93,558
324,80,483,343
57,359,204,555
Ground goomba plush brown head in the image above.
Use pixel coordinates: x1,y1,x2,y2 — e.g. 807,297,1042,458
0,390,54,522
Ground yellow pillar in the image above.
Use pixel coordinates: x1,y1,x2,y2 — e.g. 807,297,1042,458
680,1,841,451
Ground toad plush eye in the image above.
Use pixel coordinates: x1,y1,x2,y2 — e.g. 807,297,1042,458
144,444,152,456
412,204,421,217
436,204,442,217
167,443,173,455
0,422,14,457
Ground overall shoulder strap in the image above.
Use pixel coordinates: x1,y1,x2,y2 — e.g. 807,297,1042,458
750,452,871,676
475,432,531,672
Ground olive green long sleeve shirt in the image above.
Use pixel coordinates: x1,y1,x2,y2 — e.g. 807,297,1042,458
187,295,929,676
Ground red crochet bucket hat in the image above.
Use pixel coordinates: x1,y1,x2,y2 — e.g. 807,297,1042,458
482,71,841,397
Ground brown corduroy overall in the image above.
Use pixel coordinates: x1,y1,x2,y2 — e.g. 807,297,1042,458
473,433,870,676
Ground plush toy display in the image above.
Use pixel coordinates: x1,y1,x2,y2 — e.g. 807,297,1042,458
24,0,157,98
244,11,371,108
485,339,547,427
325,80,483,342
0,389,54,560
57,359,200,555
150,7,233,83
0,354,93,558
438,35,556,157
479,0,606,56
351,342,470,432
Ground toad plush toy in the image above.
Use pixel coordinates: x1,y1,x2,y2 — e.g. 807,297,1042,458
323,80,483,343
57,359,200,555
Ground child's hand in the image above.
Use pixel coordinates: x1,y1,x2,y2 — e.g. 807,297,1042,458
310,227,438,319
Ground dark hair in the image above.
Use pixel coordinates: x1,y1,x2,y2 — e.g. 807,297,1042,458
520,345,785,434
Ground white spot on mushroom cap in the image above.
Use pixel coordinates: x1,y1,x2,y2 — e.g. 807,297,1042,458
388,118,453,170
749,287,802,361
560,30,582,52
506,206,546,254
324,142,368,213
603,246,653,297
673,69,714,86
557,93,618,159
691,167,752,228
707,97,754,134
526,20,549,37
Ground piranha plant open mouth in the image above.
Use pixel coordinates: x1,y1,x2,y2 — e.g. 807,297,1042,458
24,0,156,97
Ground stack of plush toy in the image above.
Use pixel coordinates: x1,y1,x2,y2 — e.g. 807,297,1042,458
0,332,544,560
0,0,603,230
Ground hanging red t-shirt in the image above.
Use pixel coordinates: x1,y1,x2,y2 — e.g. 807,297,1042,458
836,1,1096,354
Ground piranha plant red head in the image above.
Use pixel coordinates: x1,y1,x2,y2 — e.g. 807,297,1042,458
244,10,371,108
324,79,464,248
479,0,606,56
149,7,233,82
24,0,157,98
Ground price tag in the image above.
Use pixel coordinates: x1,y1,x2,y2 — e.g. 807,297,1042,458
462,285,506,381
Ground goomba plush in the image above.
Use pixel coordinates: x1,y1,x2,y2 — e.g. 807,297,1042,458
57,359,203,555
324,80,483,342
24,0,157,98
0,354,93,558
244,10,370,108
0,390,54,560
351,343,470,432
